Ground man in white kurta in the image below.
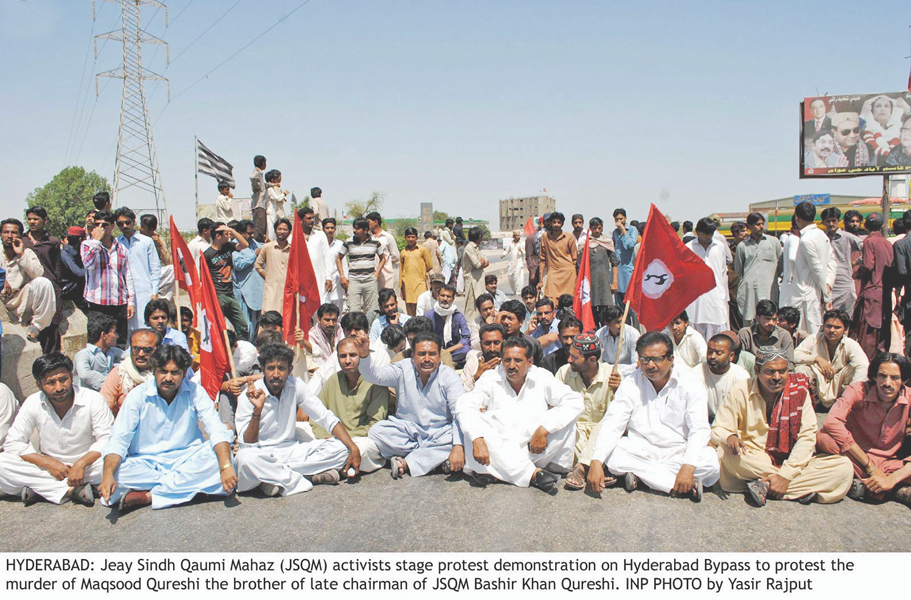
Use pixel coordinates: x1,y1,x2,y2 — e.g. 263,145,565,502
792,206,834,335
686,223,730,341
0,383,18,448
668,314,708,370
587,332,720,498
235,343,358,496
595,306,640,376
456,339,583,491
794,311,869,408
0,354,112,505
693,334,750,420
322,219,346,312
299,207,332,305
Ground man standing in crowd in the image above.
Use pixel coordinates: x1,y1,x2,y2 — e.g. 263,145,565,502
852,213,893,359
322,218,346,312
139,214,174,302
538,212,577,303
422,231,443,281
231,219,263,342
23,206,63,352
0,353,112,506
250,155,267,242
367,212,400,292
792,201,832,335
215,181,235,222
203,223,249,341
99,346,236,511
337,218,385,317
461,227,489,323
82,211,134,346
310,187,329,230
711,347,853,506
115,207,160,332
734,212,780,325
187,218,214,271
686,217,730,340
612,208,638,305
0,218,57,344
525,217,542,290
255,218,292,315
821,207,862,315
299,206,331,305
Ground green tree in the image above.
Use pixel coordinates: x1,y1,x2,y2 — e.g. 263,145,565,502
433,210,450,222
344,191,384,220
25,167,110,237
290,195,311,212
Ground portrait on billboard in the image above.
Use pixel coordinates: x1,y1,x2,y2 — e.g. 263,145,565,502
800,91,911,177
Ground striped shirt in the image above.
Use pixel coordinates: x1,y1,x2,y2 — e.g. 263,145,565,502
81,239,135,306
338,237,382,281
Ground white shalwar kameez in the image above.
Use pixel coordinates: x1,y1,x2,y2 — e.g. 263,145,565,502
234,377,348,496
591,365,720,494
102,378,234,509
306,229,331,305
455,366,583,487
359,354,465,477
792,224,833,335
0,386,112,503
685,238,730,341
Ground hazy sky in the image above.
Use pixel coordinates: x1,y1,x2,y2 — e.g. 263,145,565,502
3,1,910,229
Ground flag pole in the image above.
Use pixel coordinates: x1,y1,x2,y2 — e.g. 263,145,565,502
194,135,199,222
223,330,237,380
605,299,632,403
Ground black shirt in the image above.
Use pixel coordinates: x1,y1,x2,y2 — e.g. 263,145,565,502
203,242,236,296
539,346,569,375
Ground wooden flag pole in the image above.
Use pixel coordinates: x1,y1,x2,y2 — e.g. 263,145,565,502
223,329,237,380
610,300,632,376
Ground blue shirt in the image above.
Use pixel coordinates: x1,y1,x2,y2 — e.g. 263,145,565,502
612,225,638,293
74,344,124,391
358,354,464,444
233,240,264,311
103,377,233,459
531,317,561,356
369,313,411,343
424,309,470,363
161,327,191,353
117,232,161,295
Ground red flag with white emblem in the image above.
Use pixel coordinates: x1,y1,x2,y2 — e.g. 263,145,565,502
197,257,230,401
573,229,596,332
169,216,200,325
625,204,715,332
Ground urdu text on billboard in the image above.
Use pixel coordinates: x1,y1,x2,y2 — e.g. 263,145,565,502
800,91,911,178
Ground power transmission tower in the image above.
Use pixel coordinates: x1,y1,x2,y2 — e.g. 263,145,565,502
94,0,170,220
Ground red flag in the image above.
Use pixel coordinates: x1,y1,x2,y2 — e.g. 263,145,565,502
196,257,230,401
283,212,321,346
573,229,596,332
625,204,715,332
523,216,536,237
169,216,200,325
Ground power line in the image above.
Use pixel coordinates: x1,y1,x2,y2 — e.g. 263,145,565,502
169,0,243,65
64,16,98,167
154,0,314,125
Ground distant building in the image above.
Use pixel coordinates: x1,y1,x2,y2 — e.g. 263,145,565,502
499,195,556,231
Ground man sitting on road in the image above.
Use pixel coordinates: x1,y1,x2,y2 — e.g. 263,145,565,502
144,298,190,352
234,343,360,496
354,330,466,479
540,316,582,375
369,288,411,342
595,305,640,376
0,353,112,506
794,309,869,409
737,300,794,367
392,316,456,368
425,283,470,368
817,352,911,507
529,297,561,357
305,303,344,372
495,300,544,366
74,314,123,391
711,346,853,506
469,293,498,351
99,345,236,511
667,311,707,370
313,338,394,474
308,312,390,396
693,333,750,421
587,332,720,501
456,337,583,494
100,328,161,416
461,323,505,392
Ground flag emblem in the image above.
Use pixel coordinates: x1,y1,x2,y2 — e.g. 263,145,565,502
641,259,675,299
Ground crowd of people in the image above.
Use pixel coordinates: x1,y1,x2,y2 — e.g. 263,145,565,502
0,157,909,515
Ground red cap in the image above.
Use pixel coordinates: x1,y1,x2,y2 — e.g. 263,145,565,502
67,226,86,236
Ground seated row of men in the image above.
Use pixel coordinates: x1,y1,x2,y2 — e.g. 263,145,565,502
0,300,908,509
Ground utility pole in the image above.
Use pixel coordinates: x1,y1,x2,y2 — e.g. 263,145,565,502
94,0,170,221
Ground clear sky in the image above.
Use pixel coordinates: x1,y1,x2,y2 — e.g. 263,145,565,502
2,0,910,229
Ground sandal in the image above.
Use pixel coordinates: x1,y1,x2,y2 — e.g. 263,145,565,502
564,469,586,490
390,457,405,480
531,470,559,495
747,479,769,507
623,472,639,492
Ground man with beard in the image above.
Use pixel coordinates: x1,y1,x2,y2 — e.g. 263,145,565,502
234,343,360,495
425,284,470,368
144,298,190,352
255,218,292,315
22,207,64,352
559,334,622,491
495,300,544,366
99,345,236,511
100,328,161,416
305,303,344,371
529,297,561,357
538,212,578,303
461,323,505,392
0,353,112,506
795,310,869,409
817,352,911,506
693,333,750,421
821,207,862,315
469,293,498,351
734,213,781,324
354,330,466,479
392,316,456,369
711,347,853,506
456,337,583,494
803,129,839,169
540,316,582,375
314,338,393,474
369,288,411,342
298,206,332,305
737,300,794,367
0,218,57,344
596,305,640,376
587,332,719,500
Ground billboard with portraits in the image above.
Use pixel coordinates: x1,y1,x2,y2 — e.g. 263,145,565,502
800,91,911,178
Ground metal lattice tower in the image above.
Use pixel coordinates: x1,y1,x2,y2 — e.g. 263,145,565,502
94,0,170,219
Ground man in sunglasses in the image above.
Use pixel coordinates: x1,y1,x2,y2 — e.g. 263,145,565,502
586,331,720,501
831,112,876,168
82,211,135,346
100,328,162,417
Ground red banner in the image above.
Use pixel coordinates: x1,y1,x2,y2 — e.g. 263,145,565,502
197,257,230,401
283,212,321,345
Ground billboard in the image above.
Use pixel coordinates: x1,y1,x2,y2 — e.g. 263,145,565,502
800,91,911,178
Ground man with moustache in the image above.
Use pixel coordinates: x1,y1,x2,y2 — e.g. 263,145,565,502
587,332,720,500
99,345,236,511
692,333,750,421
100,328,162,416
234,343,360,496
804,129,840,169
0,353,112,506
353,330,466,479
711,347,853,506
821,207,862,316
461,323,506,392
817,352,911,506
795,310,869,409
455,337,583,494
830,112,876,168
495,300,544,366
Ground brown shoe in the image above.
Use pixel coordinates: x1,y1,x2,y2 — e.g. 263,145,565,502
893,486,911,507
